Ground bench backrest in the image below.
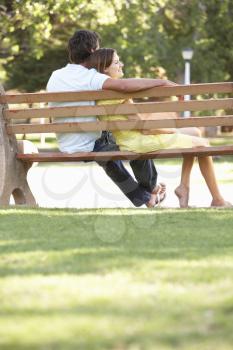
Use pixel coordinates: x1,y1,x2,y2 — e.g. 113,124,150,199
0,82,233,141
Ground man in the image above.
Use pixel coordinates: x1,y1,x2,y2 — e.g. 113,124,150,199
47,30,173,207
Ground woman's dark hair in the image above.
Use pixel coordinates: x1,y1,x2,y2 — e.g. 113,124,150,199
68,30,101,64
86,48,115,73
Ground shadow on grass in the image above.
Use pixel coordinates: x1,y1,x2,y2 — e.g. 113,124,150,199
1,209,233,350
0,209,233,277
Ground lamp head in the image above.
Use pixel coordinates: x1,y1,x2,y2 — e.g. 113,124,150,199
182,48,194,60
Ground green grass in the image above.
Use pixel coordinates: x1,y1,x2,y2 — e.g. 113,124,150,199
0,208,233,350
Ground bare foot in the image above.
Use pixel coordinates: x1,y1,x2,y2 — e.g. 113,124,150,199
158,183,166,204
146,192,159,208
175,184,189,208
146,183,167,207
211,199,233,208
152,184,161,195
150,182,166,206
158,182,166,196
152,183,166,195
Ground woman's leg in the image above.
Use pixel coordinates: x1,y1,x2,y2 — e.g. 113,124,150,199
175,136,231,207
174,135,208,207
197,155,229,207
175,156,195,208
192,138,227,206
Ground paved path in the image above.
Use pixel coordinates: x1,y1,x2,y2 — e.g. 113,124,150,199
26,162,232,209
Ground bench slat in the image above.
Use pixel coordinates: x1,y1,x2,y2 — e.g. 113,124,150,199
7,115,233,134
1,83,232,104
4,98,233,120
17,146,233,162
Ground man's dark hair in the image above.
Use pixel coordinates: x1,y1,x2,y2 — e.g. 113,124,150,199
68,30,101,64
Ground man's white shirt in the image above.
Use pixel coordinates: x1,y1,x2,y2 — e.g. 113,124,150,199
47,64,109,153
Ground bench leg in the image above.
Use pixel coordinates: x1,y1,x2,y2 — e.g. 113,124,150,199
23,186,37,206
0,160,37,207
1,85,38,208
12,186,36,206
12,163,37,206
0,188,11,206
0,180,37,207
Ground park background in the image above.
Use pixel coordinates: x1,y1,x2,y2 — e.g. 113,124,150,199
0,1,233,350
1,0,233,208
0,0,233,90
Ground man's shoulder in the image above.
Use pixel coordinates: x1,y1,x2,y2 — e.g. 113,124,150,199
49,64,94,80
47,65,67,82
47,63,109,92
49,64,106,79
50,64,72,77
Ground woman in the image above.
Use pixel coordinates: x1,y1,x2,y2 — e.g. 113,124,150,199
86,48,231,208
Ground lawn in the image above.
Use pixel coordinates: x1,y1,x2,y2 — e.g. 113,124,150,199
0,208,233,350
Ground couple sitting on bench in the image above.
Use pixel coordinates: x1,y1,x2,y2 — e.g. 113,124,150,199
47,29,232,208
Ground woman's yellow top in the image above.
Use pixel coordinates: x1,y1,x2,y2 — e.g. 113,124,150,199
98,100,193,153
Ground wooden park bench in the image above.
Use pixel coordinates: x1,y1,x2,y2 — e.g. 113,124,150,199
0,82,233,206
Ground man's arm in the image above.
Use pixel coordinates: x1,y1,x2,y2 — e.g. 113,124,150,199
102,78,176,92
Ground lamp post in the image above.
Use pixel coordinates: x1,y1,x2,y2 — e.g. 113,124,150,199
182,48,193,117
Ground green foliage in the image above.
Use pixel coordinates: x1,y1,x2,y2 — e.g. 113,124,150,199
0,0,232,91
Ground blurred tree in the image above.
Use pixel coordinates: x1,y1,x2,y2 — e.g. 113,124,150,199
158,0,233,82
0,0,232,91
